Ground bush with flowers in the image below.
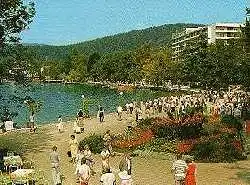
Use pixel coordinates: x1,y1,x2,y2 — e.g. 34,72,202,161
112,127,154,149
112,110,246,162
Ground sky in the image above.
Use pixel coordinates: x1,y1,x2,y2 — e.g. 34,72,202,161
21,0,249,46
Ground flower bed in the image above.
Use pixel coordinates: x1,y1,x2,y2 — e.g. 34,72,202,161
113,128,154,149
153,113,204,126
150,113,204,139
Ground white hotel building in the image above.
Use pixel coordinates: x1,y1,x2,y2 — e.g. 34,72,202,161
172,23,244,61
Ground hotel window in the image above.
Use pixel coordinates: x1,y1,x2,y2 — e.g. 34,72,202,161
216,33,225,37
216,26,225,30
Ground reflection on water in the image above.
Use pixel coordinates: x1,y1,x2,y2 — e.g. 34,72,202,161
1,83,170,125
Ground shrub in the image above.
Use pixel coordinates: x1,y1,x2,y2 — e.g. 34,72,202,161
79,134,104,154
221,114,243,131
112,128,154,149
139,138,177,153
191,134,244,162
152,114,204,139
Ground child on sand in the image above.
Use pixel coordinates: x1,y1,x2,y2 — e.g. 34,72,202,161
57,115,63,133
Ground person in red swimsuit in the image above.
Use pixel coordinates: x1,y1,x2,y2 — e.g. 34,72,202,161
185,157,197,185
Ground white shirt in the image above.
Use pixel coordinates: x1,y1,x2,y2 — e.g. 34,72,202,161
117,106,123,113
30,115,35,122
100,173,116,185
172,160,187,178
77,164,90,181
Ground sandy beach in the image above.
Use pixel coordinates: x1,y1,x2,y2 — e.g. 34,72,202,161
17,111,250,185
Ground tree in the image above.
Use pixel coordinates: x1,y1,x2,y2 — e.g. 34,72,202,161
180,31,208,86
0,0,35,123
0,0,35,49
242,8,250,54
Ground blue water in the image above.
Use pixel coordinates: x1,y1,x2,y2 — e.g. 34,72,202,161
0,83,170,125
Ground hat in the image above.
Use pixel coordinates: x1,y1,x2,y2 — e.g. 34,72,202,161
118,171,131,180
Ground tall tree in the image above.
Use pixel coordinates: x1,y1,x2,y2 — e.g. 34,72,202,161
0,0,35,50
0,0,35,123
242,8,250,54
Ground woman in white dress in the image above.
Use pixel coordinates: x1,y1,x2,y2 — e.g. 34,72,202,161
57,115,63,133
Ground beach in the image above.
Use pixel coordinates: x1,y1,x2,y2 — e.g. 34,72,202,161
16,110,248,185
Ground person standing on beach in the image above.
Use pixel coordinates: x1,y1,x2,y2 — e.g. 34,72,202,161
98,106,105,122
76,158,91,185
129,102,134,114
117,106,123,121
103,130,113,155
57,115,63,133
119,153,132,175
100,168,116,185
75,147,85,176
84,145,95,175
184,157,197,185
69,135,79,163
172,154,187,185
50,146,62,185
29,111,36,132
101,148,110,171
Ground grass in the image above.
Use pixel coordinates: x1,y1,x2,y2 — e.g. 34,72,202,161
0,127,51,155
237,170,250,184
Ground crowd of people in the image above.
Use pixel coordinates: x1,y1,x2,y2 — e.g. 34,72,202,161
116,87,249,122
50,130,133,185
49,86,249,185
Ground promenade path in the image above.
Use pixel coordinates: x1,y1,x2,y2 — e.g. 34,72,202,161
25,112,249,185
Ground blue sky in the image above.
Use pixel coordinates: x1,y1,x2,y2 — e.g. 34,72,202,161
21,0,249,45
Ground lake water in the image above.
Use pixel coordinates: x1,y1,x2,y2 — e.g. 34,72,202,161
0,83,171,125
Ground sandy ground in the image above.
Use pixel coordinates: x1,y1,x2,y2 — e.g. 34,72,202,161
24,112,250,185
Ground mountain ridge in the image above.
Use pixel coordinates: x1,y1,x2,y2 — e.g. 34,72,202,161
25,23,204,60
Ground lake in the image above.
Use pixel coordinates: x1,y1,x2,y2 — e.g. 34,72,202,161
0,83,173,125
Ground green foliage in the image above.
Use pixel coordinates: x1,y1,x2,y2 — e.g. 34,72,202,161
0,175,12,185
221,114,243,131
191,134,244,162
25,23,202,61
0,0,35,49
237,170,250,184
181,39,249,89
79,134,104,154
139,138,177,153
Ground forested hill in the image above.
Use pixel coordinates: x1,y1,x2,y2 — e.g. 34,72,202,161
26,23,203,60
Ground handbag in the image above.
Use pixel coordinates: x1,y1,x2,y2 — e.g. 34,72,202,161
67,151,72,157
